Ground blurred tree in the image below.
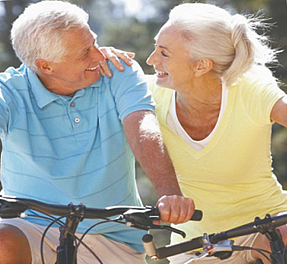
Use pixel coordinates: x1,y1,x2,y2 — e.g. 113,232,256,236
0,0,32,70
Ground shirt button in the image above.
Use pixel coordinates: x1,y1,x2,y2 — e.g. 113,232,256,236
70,102,75,107
74,118,80,123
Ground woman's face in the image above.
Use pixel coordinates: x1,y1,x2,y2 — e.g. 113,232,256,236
146,23,196,91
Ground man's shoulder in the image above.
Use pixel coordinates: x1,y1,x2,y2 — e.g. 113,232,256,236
0,64,29,89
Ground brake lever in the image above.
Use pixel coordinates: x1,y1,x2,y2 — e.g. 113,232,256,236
123,206,186,238
0,197,29,218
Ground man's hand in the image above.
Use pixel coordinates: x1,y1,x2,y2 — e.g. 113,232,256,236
156,195,195,225
99,47,135,77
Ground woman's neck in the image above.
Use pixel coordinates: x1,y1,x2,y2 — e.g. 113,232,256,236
176,76,222,114
175,76,223,141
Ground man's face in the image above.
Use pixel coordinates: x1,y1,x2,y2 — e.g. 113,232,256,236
43,26,104,96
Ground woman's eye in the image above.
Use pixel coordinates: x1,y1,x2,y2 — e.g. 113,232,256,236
161,51,168,57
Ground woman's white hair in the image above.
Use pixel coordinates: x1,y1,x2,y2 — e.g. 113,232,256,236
11,0,89,72
168,3,278,86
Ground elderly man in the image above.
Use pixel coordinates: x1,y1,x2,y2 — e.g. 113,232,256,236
0,1,194,264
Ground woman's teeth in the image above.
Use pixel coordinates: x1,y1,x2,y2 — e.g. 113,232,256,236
157,71,168,76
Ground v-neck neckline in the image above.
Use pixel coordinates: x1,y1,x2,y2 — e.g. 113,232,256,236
161,85,236,158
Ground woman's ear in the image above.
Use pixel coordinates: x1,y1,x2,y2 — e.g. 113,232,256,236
35,59,53,74
194,59,214,77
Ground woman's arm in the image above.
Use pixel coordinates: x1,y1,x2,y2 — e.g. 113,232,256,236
271,95,287,127
99,47,134,77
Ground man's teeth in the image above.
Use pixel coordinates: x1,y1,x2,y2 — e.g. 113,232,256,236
86,66,99,71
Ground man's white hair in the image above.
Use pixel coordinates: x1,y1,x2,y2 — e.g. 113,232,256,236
11,0,89,72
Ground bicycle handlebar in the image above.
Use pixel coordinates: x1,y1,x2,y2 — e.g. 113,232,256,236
145,213,287,259
0,195,147,219
3,195,287,262
0,195,202,229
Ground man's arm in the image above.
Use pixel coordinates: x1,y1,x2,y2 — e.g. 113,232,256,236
123,110,195,224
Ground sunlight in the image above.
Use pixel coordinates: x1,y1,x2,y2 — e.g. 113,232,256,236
121,0,142,15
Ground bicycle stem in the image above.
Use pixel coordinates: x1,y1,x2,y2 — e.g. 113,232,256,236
56,203,86,264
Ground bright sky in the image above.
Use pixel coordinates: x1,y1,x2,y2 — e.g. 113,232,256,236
121,0,142,15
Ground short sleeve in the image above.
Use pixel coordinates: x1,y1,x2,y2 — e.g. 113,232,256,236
106,60,155,122
239,68,286,125
0,73,20,137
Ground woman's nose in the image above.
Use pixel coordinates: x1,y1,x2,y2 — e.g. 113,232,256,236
146,50,156,66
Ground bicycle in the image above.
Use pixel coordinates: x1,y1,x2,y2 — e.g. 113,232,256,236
141,212,287,264
1,195,285,264
0,194,202,264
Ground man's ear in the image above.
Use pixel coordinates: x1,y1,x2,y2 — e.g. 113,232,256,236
194,59,213,77
35,59,53,74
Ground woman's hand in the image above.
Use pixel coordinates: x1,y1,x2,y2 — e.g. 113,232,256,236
99,47,135,77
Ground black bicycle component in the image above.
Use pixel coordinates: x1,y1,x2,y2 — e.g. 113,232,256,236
0,197,29,218
253,214,287,264
123,206,203,238
57,231,77,264
0,195,147,218
56,203,87,264
0,195,203,264
123,206,186,237
0,196,156,264
142,213,287,263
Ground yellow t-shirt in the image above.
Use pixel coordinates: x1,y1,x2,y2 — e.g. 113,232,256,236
148,71,287,244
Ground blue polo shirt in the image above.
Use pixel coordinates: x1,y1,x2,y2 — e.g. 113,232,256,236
0,60,154,251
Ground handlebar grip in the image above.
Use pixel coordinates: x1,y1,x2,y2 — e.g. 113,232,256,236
191,209,203,221
156,236,203,259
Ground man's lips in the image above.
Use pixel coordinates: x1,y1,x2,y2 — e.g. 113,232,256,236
86,65,100,71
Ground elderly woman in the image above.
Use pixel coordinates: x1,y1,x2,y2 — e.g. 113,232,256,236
143,3,287,264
